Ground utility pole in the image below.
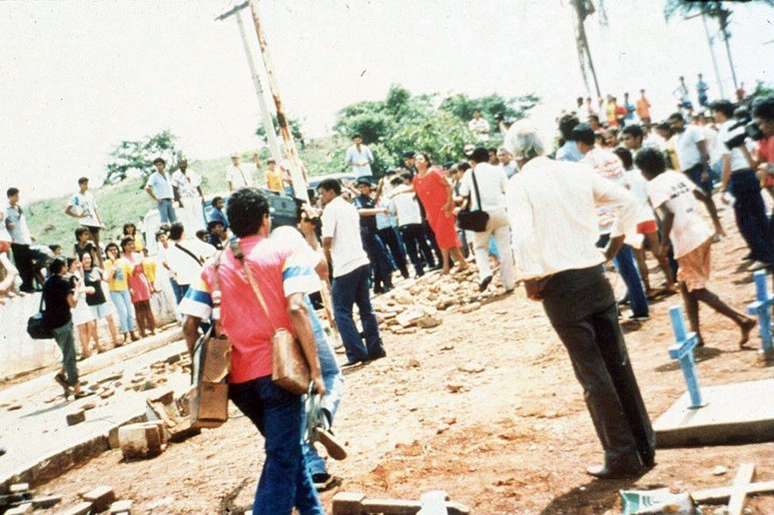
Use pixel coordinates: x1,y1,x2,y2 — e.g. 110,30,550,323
701,13,726,99
215,1,282,164
248,0,309,202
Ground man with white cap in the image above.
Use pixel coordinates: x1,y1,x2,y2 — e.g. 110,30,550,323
226,153,251,191
503,122,655,479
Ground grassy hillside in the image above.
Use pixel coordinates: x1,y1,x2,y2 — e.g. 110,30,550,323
25,135,347,249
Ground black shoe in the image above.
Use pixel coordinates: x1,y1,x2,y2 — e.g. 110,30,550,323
0,446,6,457
367,348,387,361
586,456,648,479
479,275,493,292
341,360,365,368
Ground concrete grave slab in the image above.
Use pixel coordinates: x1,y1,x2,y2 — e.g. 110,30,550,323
654,378,774,448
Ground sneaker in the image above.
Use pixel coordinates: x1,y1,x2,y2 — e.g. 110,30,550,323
315,427,347,461
629,314,650,322
479,275,493,292
748,261,769,272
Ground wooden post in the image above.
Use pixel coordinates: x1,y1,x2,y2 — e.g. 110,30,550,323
247,0,309,203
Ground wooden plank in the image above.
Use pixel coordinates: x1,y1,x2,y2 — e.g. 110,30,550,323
693,480,774,504
728,463,756,515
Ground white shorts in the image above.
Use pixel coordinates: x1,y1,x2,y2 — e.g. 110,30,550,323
89,302,114,320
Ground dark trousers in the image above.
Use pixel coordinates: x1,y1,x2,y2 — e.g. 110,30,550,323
377,227,409,278
331,264,384,363
361,230,392,291
229,376,323,515
400,224,433,277
730,169,773,264
11,243,34,290
541,265,655,467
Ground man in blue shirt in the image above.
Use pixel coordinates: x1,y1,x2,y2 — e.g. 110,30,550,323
207,196,228,230
144,157,177,224
556,114,583,162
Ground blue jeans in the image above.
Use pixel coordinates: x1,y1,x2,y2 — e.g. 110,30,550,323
229,376,324,515
730,169,773,264
303,302,344,478
614,245,649,318
157,198,177,224
110,289,135,333
332,264,384,363
361,230,392,291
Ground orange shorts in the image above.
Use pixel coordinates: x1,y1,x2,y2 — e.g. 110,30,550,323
636,220,658,235
677,239,712,291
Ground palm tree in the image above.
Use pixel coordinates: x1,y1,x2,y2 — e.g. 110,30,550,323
664,0,774,91
569,0,603,99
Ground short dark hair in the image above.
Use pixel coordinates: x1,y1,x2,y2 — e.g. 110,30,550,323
668,112,684,122
49,244,62,253
49,257,67,276
122,223,136,235
613,147,633,170
227,188,270,238
66,257,76,269
622,124,644,140
317,178,341,196
471,147,490,164
351,133,362,139
400,172,412,181
120,236,135,250
402,151,415,159
588,114,600,124
211,196,224,206
559,114,580,140
155,230,167,242
753,96,774,121
710,99,735,118
634,148,667,177
78,177,89,185
571,123,596,146
168,222,185,241
390,176,403,186
195,229,208,240
152,157,166,165
75,227,90,240
7,188,19,198
104,242,120,258
457,161,471,172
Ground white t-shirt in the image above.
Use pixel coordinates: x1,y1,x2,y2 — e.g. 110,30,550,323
344,145,374,178
68,191,102,228
675,125,706,171
703,126,723,165
388,191,422,226
646,170,713,258
226,165,251,189
458,163,507,212
320,196,370,278
171,170,202,198
623,169,656,224
166,238,217,286
717,120,752,172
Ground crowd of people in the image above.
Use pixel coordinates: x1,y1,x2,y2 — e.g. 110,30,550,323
2,80,773,513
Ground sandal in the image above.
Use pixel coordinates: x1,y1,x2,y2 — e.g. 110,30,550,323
54,373,71,399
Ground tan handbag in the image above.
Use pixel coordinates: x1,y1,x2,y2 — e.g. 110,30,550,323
237,243,311,396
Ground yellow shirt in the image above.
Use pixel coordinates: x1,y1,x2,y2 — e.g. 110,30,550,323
265,167,284,193
105,258,132,292
142,258,157,285
133,235,145,252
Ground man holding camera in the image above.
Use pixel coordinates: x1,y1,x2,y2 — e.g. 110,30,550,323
712,100,772,272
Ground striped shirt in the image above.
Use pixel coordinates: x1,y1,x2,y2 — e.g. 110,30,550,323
178,232,318,384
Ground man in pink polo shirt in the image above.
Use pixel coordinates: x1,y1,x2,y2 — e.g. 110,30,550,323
180,188,325,515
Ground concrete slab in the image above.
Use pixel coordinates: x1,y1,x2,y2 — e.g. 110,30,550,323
654,378,774,448
0,341,190,491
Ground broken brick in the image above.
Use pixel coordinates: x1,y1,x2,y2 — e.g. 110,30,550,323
66,410,86,426
109,499,133,514
81,485,116,512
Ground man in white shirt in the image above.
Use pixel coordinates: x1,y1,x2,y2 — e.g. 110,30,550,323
226,153,252,191
668,112,724,237
504,123,655,479
497,147,519,178
468,110,490,141
459,147,515,292
636,148,756,348
65,177,104,256
574,123,649,321
144,157,178,224
164,222,216,302
344,135,374,179
5,187,36,292
387,174,433,278
712,100,773,271
318,178,385,366
621,125,664,155
171,159,205,235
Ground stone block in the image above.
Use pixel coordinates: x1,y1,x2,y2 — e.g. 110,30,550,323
81,485,116,512
100,387,115,399
9,484,29,494
331,491,366,515
110,499,133,514
66,410,86,426
56,502,93,515
5,503,33,514
32,494,62,509
118,421,166,460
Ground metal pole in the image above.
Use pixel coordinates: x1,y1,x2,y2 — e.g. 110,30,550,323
701,13,726,99
233,7,283,163
248,0,309,203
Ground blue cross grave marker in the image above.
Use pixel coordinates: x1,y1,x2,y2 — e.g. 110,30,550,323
668,305,706,409
746,270,773,354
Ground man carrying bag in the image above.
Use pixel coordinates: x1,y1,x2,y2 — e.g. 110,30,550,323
179,188,325,515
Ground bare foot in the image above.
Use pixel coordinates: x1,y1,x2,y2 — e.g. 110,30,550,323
739,318,757,348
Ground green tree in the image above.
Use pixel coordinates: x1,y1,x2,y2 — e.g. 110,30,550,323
664,0,774,91
439,93,539,131
105,130,180,184
256,115,304,147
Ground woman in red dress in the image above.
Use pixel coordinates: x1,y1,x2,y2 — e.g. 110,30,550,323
412,153,468,274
